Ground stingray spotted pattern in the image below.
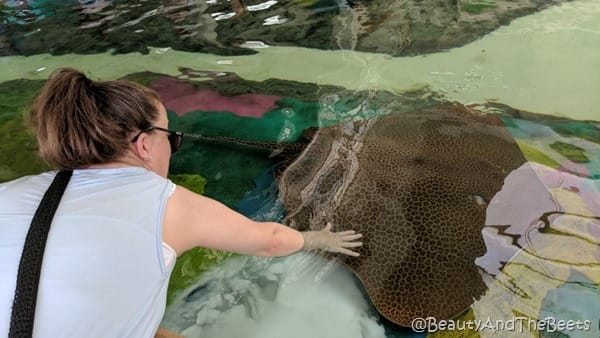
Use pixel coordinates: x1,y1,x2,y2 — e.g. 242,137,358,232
278,104,528,326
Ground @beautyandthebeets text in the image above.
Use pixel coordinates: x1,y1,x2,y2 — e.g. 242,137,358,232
411,316,593,333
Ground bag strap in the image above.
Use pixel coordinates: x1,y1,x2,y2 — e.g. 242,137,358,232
9,170,73,338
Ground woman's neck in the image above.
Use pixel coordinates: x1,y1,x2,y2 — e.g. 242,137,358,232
86,152,149,170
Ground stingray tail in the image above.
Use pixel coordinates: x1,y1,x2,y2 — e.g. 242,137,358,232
184,133,307,156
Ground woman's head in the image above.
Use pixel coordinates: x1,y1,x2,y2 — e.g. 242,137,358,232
28,68,174,176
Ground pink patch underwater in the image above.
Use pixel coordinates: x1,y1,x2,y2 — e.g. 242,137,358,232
150,77,281,117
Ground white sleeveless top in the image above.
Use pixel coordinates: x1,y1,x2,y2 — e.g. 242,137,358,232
0,167,176,337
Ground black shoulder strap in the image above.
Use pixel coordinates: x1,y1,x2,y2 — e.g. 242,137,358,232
9,170,73,338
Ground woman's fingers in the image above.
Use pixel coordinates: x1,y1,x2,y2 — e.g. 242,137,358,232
337,247,360,257
340,241,362,248
341,233,362,241
321,224,363,257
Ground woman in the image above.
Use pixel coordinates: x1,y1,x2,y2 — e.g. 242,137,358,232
0,68,362,337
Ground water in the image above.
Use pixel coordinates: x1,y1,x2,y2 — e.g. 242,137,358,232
1,1,599,337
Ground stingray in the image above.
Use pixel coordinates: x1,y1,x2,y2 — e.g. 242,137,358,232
188,103,528,326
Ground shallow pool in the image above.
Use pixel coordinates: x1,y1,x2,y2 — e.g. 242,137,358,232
1,1,599,337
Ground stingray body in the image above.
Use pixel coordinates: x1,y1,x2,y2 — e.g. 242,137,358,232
278,104,527,326
190,104,527,326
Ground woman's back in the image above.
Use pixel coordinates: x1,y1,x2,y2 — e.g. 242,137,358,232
0,167,175,337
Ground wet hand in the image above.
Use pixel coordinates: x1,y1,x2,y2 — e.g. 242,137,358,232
301,222,363,257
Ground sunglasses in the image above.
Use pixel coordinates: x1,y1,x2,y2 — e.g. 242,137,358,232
131,126,184,154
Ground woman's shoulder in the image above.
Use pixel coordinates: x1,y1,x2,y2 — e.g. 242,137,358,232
69,166,173,193
0,171,57,190
0,172,58,211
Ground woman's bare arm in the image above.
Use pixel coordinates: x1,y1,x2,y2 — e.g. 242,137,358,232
162,185,304,256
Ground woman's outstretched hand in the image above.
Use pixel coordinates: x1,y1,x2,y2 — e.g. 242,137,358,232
301,222,363,257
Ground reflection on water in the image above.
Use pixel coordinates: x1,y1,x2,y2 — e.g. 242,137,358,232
163,253,388,338
1,1,599,337
0,0,568,57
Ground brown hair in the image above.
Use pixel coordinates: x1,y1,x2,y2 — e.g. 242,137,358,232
27,68,161,170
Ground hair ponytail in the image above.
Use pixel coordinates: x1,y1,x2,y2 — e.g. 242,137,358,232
28,68,161,169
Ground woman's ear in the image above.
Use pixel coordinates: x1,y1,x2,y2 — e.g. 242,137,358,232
132,132,151,160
